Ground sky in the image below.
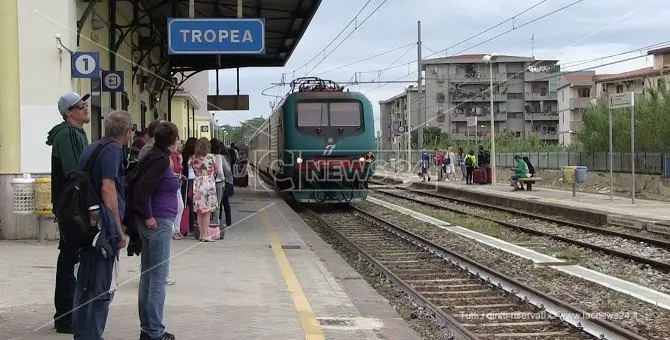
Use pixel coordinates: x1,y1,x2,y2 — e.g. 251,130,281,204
207,0,670,130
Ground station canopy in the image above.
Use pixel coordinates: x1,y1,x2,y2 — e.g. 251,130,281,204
138,0,321,72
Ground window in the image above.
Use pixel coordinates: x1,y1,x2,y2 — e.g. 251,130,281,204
329,102,362,126
297,101,362,127
297,103,328,127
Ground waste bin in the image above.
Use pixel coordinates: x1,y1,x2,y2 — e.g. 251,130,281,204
12,174,35,215
575,166,588,184
562,166,577,185
34,177,53,217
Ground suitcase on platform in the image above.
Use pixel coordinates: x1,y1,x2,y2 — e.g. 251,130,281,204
472,168,483,184
486,166,493,184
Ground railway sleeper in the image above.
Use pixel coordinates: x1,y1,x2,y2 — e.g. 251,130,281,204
416,283,484,292
467,321,571,336
475,330,577,338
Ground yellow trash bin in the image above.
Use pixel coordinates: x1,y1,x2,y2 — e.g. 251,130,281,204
562,166,577,185
34,177,53,217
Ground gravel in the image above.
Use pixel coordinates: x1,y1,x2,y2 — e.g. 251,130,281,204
370,190,670,293
297,210,452,340
355,200,670,340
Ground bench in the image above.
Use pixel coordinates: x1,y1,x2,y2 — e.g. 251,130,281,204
517,177,543,191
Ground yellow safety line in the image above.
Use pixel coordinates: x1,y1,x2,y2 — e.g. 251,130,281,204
255,200,325,340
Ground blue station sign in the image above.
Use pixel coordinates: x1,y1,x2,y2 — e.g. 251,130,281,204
167,18,265,55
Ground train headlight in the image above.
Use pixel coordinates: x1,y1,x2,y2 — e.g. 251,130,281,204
296,157,303,164
359,157,365,162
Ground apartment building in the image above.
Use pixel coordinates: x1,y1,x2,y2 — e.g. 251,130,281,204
421,54,560,142
595,47,670,97
556,71,596,145
378,85,420,152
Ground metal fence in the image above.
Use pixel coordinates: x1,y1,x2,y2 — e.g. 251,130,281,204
373,150,670,176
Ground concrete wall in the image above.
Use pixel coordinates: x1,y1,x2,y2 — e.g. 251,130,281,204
0,0,206,240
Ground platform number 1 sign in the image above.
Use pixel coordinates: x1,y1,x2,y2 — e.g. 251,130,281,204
71,52,100,78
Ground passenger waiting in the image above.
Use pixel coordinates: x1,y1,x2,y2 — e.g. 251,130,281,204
510,155,530,190
192,137,221,242
523,156,535,178
464,150,476,184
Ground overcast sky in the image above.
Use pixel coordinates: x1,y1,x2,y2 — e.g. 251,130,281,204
208,0,669,129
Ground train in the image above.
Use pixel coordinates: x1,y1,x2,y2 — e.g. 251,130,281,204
248,77,377,203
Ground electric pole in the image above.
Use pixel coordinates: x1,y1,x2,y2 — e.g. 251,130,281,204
417,20,424,150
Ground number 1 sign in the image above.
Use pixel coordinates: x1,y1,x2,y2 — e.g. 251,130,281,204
71,52,100,78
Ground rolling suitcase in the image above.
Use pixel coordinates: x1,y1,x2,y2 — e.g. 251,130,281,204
472,168,483,184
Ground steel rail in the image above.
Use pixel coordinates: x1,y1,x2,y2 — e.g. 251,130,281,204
351,206,645,340
304,207,479,340
367,180,670,249
369,186,670,272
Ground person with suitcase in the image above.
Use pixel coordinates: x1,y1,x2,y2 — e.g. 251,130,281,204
464,150,477,184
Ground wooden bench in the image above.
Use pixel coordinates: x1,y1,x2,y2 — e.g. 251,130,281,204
517,177,543,191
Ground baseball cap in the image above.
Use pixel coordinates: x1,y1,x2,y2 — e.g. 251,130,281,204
58,92,90,115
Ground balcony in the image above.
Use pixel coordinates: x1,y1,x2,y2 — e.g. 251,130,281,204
451,92,507,102
524,71,552,82
451,113,507,122
450,131,492,140
569,120,584,132
525,112,559,121
537,131,559,140
570,97,591,109
448,74,507,84
525,92,557,101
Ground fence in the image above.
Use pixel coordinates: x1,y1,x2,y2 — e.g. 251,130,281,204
373,150,670,176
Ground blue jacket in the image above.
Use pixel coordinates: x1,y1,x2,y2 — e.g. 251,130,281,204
421,152,430,168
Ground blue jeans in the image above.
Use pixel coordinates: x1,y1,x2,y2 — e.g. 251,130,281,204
72,247,115,340
138,218,173,339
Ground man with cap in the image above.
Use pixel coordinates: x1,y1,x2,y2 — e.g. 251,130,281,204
46,92,90,334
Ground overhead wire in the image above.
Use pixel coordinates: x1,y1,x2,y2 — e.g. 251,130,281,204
314,42,414,76
292,0,374,75
303,0,392,76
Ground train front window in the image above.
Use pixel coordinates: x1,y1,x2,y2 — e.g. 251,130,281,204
297,103,328,127
329,102,361,127
297,101,362,127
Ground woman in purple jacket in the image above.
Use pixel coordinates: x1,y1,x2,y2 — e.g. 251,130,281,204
129,122,179,340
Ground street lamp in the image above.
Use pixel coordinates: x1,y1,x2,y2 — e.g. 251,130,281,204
483,53,498,185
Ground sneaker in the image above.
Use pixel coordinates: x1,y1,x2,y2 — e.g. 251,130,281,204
140,331,175,340
167,278,176,285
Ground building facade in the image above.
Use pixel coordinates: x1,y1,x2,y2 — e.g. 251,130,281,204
556,72,596,145
378,85,420,156
421,54,560,142
595,47,670,97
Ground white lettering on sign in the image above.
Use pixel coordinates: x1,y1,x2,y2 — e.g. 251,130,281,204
179,29,254,44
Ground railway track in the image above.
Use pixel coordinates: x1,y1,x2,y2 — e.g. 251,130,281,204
367,182,670,272
305,205,642,340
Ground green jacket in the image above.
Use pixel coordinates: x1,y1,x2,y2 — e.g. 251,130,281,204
464,154,476,167
516,159,530,178
46,122,89,203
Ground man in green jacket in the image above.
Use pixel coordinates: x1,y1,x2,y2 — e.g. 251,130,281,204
509,154,529,190
46,92,90,334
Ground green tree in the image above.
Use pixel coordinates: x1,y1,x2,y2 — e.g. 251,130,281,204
577,84,670,152
215,116,267,145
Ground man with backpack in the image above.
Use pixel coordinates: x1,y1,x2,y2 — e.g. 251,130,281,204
477,145,491,184
70,111,133,339
46,92,90,334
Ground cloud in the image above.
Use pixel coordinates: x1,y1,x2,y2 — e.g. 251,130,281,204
210,0,667,132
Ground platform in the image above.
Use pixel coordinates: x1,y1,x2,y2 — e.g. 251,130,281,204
0,175,420,340
375,171,670,234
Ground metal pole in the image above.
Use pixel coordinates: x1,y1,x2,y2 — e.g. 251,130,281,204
609,108,613,200
406,89,411,165
416,20,423,150
237,0,243,17
489,61,496,184
189,0,194,17
631,92,636,204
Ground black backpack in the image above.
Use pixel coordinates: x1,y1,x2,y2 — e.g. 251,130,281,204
54,140,112,247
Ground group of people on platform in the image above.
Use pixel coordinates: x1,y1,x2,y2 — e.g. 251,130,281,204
48,91,241,340
418,146,535,187
419,145,491,184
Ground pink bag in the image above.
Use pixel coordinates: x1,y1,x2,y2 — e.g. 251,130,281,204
206,226,220,240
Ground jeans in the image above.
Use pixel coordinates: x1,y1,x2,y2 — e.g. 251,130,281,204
54,224,77,329
219,182,232,228
466,166,474,184
138,218,173,339
212,181,224,224
72,247,116,340
480,164,489,183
